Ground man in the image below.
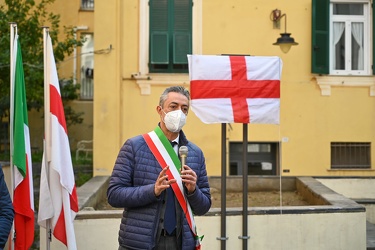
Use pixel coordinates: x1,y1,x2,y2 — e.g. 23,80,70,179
0,165,14,250
107,86,211,250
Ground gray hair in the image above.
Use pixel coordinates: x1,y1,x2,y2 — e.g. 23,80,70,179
159,86,190,107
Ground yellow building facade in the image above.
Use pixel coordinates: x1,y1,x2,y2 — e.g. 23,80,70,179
7,0,374,177
92,0,375,177
0,0,94,151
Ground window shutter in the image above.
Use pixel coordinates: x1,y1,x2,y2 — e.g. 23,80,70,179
312,0,329,74
172,0,192,64
173,32,191,63
151,32,169,64
150,0,169,64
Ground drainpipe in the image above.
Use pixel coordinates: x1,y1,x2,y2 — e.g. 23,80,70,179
73,26,88,84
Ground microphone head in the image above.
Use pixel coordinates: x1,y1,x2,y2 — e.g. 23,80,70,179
179,146,188,157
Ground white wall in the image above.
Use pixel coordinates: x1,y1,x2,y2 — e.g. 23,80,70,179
40,210,366,250
316,178,375,199
316,178,375,223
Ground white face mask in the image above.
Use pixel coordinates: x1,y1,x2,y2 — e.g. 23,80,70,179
162,109,187,133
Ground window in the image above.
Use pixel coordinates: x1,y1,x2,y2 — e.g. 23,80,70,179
80,34,94,100
312,0,374,75
81,0,94,10
331,3,369,74
149,0,192,73
331,142,371,169
229,142,278,175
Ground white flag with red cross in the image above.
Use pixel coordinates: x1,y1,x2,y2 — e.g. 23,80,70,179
188,55,282,124
38,32,78,250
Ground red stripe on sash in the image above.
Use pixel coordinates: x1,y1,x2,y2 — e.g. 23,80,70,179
143,133,195,232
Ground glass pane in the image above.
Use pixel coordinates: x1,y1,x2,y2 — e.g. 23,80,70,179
229,162,238,175
248,144,259,152
334,24,345,70
81,0,94,9
351,22,364,70
333,4,363,15
80,34,94,99
259,144,271,152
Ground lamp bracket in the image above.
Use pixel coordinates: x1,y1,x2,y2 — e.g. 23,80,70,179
271,9,287,33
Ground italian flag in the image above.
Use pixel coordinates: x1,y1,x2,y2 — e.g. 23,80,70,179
12,36,35,249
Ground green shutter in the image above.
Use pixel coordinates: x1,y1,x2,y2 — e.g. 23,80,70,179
312,0,329,74
150,0,169,64
173,32,191,63
172,0,192,64
151,32,169,64
149,0,192,72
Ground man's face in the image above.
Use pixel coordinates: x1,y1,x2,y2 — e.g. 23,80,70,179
158,92,189,116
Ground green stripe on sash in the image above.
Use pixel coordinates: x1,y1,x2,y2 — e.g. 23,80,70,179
154,126,182,173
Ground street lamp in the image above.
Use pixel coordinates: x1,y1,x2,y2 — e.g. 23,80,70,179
271,9,298,53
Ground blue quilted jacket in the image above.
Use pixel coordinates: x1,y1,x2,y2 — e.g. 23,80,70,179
107,129,211,250
0,165,14,250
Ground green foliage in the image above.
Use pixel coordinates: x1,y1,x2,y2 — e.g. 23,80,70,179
0,0,84,120
61,78,84,126
75,170,92,187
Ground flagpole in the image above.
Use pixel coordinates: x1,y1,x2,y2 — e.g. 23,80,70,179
239,124,250,250
42,26,52,250
219,123,228,250
9,21,17,250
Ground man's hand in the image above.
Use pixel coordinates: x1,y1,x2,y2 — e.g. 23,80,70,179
154,166,176,197
181,165,197,194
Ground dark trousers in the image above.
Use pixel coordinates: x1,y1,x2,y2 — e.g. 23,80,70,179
118,235,178,250
156,234,178,250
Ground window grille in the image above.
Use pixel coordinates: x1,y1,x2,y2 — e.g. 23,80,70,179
81,0,94,10
331,142,371,169
80,34,94,100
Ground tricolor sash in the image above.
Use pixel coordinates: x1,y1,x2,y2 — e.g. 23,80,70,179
143,126,202,249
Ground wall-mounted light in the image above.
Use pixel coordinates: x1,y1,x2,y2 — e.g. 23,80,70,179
271,9,298,53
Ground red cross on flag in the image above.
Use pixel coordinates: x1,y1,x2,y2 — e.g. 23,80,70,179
188,55,282,124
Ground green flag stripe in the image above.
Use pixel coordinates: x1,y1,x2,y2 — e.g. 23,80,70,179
13,39,27,177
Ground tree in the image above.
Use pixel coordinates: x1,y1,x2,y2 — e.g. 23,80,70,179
0,0,84,121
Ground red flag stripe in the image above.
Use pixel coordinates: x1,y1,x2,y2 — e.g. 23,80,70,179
70,187,79,212
54,209,68,245
50,82,78,213
230,56,250,122
230,55,247,80
50,84,78,246
190,80,280,99
13,155,34,249
50,84,67,133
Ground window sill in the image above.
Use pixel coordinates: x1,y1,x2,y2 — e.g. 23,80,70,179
131,73,190,95
79,8,94,12
327,168,374,171
314,75,375,96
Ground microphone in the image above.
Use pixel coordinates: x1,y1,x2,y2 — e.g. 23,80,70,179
179,146,188,168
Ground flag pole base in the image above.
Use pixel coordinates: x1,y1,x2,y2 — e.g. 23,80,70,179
216,237,229,241
238,236,250,240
